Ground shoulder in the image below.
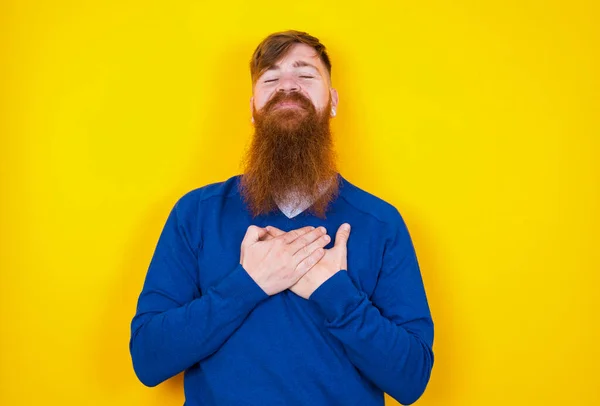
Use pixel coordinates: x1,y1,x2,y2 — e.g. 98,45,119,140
338,175,404,227
172,175,242,215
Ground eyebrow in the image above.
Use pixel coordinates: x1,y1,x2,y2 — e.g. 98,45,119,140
266,60,321,73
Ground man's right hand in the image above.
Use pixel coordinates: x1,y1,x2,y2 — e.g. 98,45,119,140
240,225,330,296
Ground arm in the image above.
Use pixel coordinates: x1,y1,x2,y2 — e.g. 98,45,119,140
309,213,434,405
129,200,269,387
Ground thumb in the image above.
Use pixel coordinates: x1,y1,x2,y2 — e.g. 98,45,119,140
242,225,268,246
334,223,351,249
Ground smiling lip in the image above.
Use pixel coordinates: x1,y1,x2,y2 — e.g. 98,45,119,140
275,101,303,109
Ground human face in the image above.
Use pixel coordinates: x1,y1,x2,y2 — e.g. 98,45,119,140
250,43,338,120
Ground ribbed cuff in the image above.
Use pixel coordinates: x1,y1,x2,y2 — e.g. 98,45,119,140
309,270,363,321
213,263,270,312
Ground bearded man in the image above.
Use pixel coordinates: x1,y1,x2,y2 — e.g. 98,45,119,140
130,30,434,406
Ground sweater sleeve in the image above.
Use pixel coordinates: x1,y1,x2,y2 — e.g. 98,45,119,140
129,198,269,387
309,211,434,405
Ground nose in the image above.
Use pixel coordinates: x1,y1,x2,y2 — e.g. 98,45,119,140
276,74,299,93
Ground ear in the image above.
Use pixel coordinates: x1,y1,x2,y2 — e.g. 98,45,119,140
249,96,255,124
330,88,339,117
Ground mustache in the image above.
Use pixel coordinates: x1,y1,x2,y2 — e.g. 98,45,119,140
262,91,315,113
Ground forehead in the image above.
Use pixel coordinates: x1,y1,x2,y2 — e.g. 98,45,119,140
266,43,327,73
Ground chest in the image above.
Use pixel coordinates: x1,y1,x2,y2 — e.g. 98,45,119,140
195,213,384,299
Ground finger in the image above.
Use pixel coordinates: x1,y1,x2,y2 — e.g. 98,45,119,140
261,232,276,241
292,232,330,262
334,223,351,248
295,247,326,277
280,226,315,244
289,226,327,255
265,225,285,237
261,226,283,241
242,225,268,246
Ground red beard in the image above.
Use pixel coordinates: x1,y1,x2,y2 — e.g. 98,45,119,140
241,91,339,218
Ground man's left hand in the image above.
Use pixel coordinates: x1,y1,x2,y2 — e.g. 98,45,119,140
263,223,351,299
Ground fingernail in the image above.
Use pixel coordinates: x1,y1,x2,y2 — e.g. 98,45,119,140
342,223,350,231
319,226,327,233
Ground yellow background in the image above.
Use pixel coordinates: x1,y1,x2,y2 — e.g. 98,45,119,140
1,0,599,405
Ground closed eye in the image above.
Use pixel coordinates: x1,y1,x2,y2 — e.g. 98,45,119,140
300,75,314,79
264,78,278,83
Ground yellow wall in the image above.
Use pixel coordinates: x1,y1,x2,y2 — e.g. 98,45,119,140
1,1,599,405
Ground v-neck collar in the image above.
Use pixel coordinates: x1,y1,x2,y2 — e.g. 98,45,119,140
273,177,336,219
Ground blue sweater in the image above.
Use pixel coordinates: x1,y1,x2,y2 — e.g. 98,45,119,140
130,174,434,405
